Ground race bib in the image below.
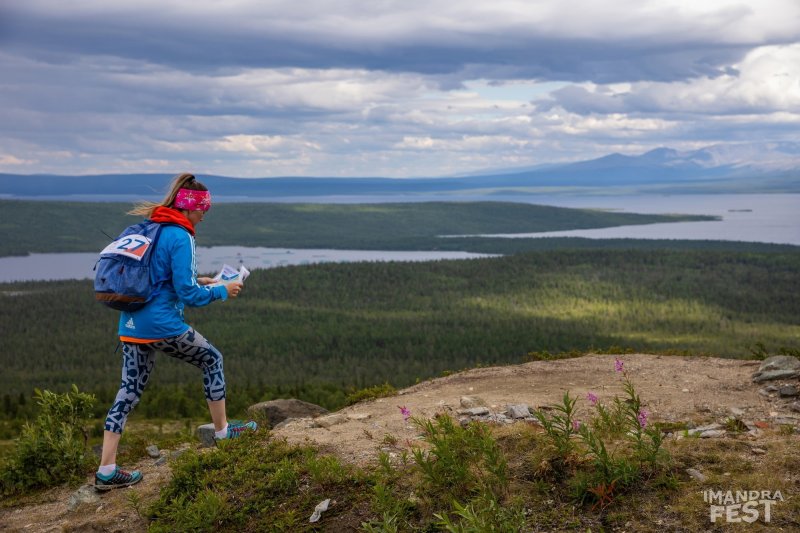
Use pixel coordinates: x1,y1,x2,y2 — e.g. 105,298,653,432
100,234,152,260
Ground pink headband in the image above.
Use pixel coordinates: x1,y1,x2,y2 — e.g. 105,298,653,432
174,188,211,211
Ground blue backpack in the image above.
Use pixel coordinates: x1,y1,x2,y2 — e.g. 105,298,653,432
94,220,170,311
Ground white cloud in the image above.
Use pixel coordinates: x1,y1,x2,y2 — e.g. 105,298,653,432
551,44,800,115
2,1,800,176
395,135,533,151
0,154,37,166
11,1,800,44
547,112,674,136
153,134,321,162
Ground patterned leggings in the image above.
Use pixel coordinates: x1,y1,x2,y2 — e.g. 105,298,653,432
104,328,226,433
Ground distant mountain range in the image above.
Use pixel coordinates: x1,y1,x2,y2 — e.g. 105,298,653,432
1,142,798,198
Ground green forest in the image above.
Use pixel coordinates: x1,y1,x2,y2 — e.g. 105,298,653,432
2,248,798,424
1,198,798,428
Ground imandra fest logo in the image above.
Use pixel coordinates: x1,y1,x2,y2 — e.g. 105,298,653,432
704,489,784,523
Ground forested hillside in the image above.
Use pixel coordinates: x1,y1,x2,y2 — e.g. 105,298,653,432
0,199,716,257
2,249,798,422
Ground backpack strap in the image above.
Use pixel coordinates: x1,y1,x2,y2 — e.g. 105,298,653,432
144,220,193,293
143,221,169,295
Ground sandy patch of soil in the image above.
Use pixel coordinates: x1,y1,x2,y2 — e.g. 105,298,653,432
273,354,774,465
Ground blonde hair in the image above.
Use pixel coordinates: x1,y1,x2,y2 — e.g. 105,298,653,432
128,173,209,217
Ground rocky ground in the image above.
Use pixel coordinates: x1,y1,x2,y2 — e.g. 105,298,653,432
270,353,799,464
2,353,799,532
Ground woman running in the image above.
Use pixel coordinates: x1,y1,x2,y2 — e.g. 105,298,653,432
95,173,256,490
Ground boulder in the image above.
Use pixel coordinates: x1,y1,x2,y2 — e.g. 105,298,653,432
753,370,800,383
506,404,532,419
758,355,800,372
686,468,707,482
752,356,800,383
248,399,329,428
196,423,216,447
68,484,100,511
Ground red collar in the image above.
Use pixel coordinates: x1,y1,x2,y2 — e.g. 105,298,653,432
149,206,195,235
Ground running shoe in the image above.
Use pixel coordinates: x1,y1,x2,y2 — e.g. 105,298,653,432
216,420,258,441
94,467,143,491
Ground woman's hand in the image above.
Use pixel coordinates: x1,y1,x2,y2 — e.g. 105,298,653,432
225,281,243,298
197,276,215,286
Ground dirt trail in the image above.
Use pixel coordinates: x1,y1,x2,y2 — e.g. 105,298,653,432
0,353,784,532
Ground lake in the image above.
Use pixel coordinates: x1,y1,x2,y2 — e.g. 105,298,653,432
0,193,796,283
448,193,800,245
0,247,496,283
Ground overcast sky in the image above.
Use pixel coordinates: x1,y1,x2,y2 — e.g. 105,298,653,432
1,1,799,177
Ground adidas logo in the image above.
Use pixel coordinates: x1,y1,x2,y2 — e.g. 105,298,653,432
125,317,135,329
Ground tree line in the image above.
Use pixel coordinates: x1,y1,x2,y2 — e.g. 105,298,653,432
0,199,722,257
1,248,798,422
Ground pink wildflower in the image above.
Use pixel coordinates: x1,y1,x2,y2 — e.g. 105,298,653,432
398,406,411,421
586,392,598,406
615,357,624,373
572,419,582,431
637,409,648,428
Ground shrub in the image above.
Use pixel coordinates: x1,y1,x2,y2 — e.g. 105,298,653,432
412,414,508,502
533,357,672,509
346,382,397,405
532,391,580,461
0,385,95,494
435,495,525,532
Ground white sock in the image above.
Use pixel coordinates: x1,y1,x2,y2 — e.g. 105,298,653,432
98,464,116,476
215,424,229,439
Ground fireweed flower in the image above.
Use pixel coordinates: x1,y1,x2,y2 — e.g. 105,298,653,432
637,409,649,428
572,420,582,431
587,392,598,406
615,357,624,373
398,406,411,421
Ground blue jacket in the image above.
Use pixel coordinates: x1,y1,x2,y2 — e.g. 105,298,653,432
118,224,228,341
